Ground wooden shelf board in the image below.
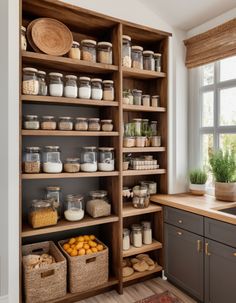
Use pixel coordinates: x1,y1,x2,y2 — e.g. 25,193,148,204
22,51,119,73
123,147,166,153
123,265,163,282
123,239,162,258
123,104,166,112
22,215,119,238
22,171,119,180
123,169,166,176
123,203,162,218
122,67,166,79
21,95,119,107
22,130,119,137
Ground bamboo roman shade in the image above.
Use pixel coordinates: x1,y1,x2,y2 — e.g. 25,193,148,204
184,19,236,68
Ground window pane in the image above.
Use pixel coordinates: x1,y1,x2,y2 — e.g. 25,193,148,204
220,56,236,82
202,91,214,127
219,134,236,153
220,87,236,126
202,63,214,86
202,134,214,170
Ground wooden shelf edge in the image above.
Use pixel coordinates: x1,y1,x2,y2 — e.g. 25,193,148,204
123,240,162,258
123,265,163,282
123,203,162,218
22,130,119,137
122,67,166,79
123,104,166,112
122,147,166,153
123,169,166,176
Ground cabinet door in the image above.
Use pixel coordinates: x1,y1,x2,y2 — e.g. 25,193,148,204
164,223,204,301
205,239,236,303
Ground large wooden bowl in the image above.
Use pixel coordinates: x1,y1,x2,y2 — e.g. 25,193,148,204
26,19,42,53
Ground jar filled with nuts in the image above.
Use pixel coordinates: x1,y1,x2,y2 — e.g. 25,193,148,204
41,116,57,130
103,80,114,101
23,115,40,130
91,78,103,100
75,117,88,131
68,41,81,60
122,35,132,67
97,42,113,64
131,46,143,69
88,118,101,131
58,117,73,131
22,67,39,95
23,147,41,173
101,120,113,132
78,77,91,99
81,39,97,62
143,50,155,71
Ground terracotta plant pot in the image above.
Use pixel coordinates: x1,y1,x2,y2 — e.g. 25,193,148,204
215,182,236,202
189,183,206,196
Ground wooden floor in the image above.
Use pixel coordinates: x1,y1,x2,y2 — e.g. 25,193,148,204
78,278,197,303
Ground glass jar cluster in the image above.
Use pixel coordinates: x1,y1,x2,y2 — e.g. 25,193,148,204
123,154,159,171
122,35,162,71
123,89,160,107
22,68,115,101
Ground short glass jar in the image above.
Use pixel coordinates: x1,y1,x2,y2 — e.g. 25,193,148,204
133,118,142,136
41,116,57,130
132,89,142,105
142,95,150,107
151,135,161,147
64,158,80,173
46,186,62,219
64,75,77,98
88,118,101,131
21,26,27,51
123,136,135,148
78,76,91,99
154,53,162,72
81,39,97,62
140,181,157,195
131,224,143,248
38,70,48,96
141,221,152,245
23,115,40,130
98,147,115,171
123,228,130,251
58,117,73,131
23,147,41,173
143,50,155,71
42,146,63,173
91,78,103,100
131,46,143,69
64,194,85,221
80,146,97,172
97,42,113,64
103,80,114,101
122,35,132,67
135,136,146,147
101,119,113,132
151,95,160,107
86,190,111,218
22,67,39,95
68,41,81,60
132,185,150,208
49,72,63,97
75,117,88,131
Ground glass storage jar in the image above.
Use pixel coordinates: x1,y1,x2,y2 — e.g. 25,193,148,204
103,80,114,101
22,67,39,95
23,115,40,130
101,119,113,132
141,221,152,245
58,117,73,131
91,78,103,100
122,35,132,67
98,147,115,171
140,181,157,194
131,46,143,69
150,121,158,136
86,190,111,218
46,186,62,219
133,118,142,136
151,95,160,107
64,194,85,221
123,136,135,148
123,228,130,251
151,136,161,147
142,95,150,107
154,53,162,72
75,117,88,131
143,50,155,71
88,118,101,131
81,39,97,62
64,158,80,173
132,185,150,208
97,42,113,64
41,116,57,130
23,147,41,173
78,76,91,99
29,199,58,228
68,41,81,60
43,146,63,173
37,70,48,96
21,26,27,51
80,146,97,172
49,72,63,97
131,225,142,248
132,89,142,105
64,75,77,98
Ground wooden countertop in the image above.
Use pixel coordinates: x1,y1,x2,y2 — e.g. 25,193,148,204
151,193,236,225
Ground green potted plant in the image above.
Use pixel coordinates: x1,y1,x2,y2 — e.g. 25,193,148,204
189,169,208,195
209,149,236,202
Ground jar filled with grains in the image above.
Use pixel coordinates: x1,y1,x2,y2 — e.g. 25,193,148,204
23,115,40,130
29,199,58,228
64,158,80,173
122,35,132,67
64,75,77,98
81,39,97,62
88,118,101,131
75,117,88,131
154,53,162,72
98,147,115,171
142,94,150,107
23,147,41,173
58,117,73,131
131,46,143,69
68,41,81,60
78,77,91,99
38,70,48,96
80,147,97,172
22,67,39,95
143,50,155,71
103,80,114,101
151,95,159,107
21,26,27,51
41,116,57,130
49,72,63,97
132,89,142,105
86,190,111,218
46,186,62,219
43,146,63,173
97,42,113,64
91,78,103,100
101,119,113,132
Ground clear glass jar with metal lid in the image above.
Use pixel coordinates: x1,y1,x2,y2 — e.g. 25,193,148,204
23,147,41,173
38,70,48,96
23,115,40,130
142,95,150,107
122,35,132,67
58,117,73,131
151,95,160,107
143,50,155,71
154,53,162,72
46,186,62,219
41,116,57,130
141,221,152,244
64,194,85,221
22,67,39,95
132,89,142,105
87,190,111,218
103,80,114,101
68,41,81,60
133,118,142,136
132,185,150,208
64,75,77,98
97,42,113,64
88,118,101,131
75,117,88,131
123,228,130,250
42,146,63,173
131,46,143,69
21,26,27,51
78,76,91,99
81,39,97,62
64,158,80,173
101,119,113,132
80,146,97,172
49,72,63,97
29,199,58,229
131,224,143,247
98,147,115,171
91,78,103,100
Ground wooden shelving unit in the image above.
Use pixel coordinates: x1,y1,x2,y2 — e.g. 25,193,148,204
20,0,170,302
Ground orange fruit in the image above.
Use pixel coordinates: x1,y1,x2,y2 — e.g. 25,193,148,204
71,244,76,249
70,250,78,257
78,248,86,256
77,236,84,242
84,235,90,241
86,249,93,255
89,241,97,248
69,238,76,245
91,247,98,253
90,235,95,240
83,243,90,250
76,242,84,250
97,244,103,251
66,248,73,254
63,243,70,250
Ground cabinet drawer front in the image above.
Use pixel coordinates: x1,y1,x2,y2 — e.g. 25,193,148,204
164,206,203,235
205,218,236,248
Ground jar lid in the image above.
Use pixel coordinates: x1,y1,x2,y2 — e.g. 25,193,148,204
24,115,38,119
38,70,46,75
151,120,158,123
131,45,143,51
142,119,149,122
89,190,108,198
44,146,60,150
141,221,151,228
49,72,63,77
152,95,159,98
122,35,131,41
25,146,40,151
123,228,130,235
154,53,162,57
79,76,91,81
59,116,72,120
131,224,142,230
98,147,114,151
142,95,150,98
65,158,80,163
21,25,26,32
47,186,61,191
89,118,100,122
72,41,80,46
103,80,114,84
65,75,77,80
23,67,38,73
132,89,142,93
42,115,55,119
101,119,112,123
97,41,112,47
81,39,97,45
67,194,84,202
133,118,142,122
75,117,88,121
91,78,102,82
32,200,51,208
143,50,154,55
82,146,97,150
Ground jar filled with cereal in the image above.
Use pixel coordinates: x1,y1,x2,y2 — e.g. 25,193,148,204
22,67,39,95
97,42,113,64
81,39,97,62
103,80,114,101
23,147,41,173
29,199,58,228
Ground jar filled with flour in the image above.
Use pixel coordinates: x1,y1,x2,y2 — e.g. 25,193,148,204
98,147,115,171
49,72,64,97
64,194,85,221
42,146,63,173
64,75,77,98
78,76,91,99
80,146,97,172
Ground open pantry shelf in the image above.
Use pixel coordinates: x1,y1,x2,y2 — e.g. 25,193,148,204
123,239,162,257
122,169,166,176
123,265,163,282
122,67,166,79
123,104,166,112
122,147,166,153
22,130,119,137
123,203,162,218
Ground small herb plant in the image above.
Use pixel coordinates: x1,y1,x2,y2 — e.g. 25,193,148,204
190,169,207,184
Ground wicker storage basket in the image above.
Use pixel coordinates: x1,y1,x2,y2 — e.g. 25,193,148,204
59,238,109,293
22,241,67,303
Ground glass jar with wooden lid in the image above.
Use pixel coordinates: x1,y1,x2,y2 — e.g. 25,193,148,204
81,39,97,62
68,41,81,60
131,46,143,69
97,42,113,64
122,35,132,67
103,80,114,101
143,50,155,71
22,67,39,95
